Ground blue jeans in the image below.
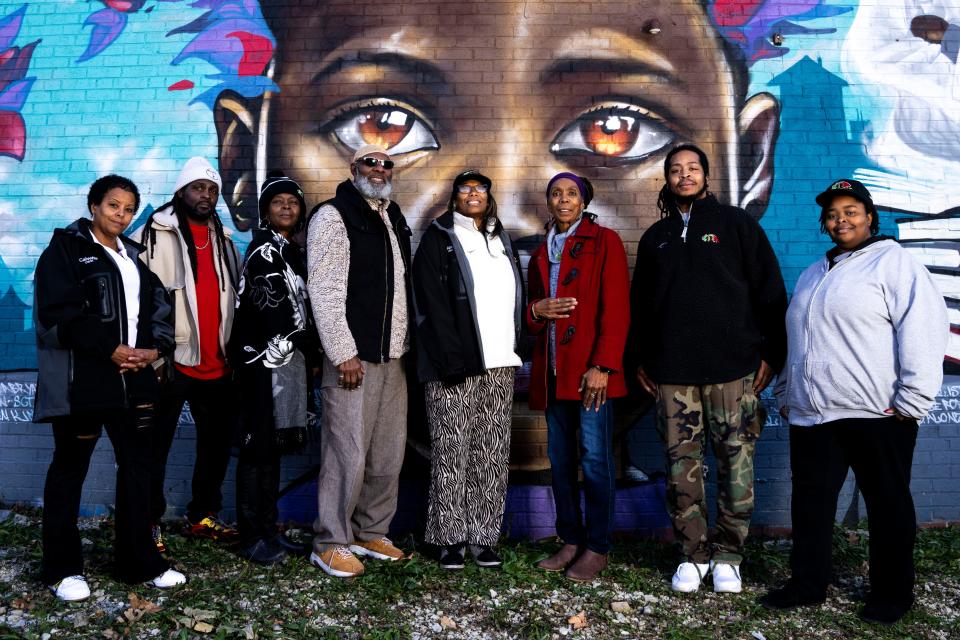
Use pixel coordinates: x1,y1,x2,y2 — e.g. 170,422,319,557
546,396,615,554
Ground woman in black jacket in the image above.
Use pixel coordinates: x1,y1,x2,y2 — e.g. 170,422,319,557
33,174,186,601
228,172,317,565
412,170,524,570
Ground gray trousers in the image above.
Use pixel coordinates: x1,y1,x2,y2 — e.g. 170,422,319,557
314,356,407,550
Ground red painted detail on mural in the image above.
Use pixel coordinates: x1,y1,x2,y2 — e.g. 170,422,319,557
102,0,145,13
710,0,765,27
226,31,274,77
168,79,195,91
0,110,26,161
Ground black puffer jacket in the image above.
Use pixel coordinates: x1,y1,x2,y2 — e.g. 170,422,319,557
412,211,524,383
33,218,174,421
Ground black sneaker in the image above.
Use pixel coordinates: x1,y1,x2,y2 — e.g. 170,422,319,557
438,544,465,570
859,601,911,625
470,545,503,568
236,538,287,566
759,582,826,610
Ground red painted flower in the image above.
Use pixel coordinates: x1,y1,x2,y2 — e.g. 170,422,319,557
0,38,39,162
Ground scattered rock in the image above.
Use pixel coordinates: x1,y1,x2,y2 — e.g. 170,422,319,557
193,621,215,633
642,606,654,615
610,601,632,613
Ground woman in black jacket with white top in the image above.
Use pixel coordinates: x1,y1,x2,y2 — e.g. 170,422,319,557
412,170,524,570
33,175,185,601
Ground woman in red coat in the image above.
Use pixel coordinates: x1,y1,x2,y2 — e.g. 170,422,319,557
527,173,630,581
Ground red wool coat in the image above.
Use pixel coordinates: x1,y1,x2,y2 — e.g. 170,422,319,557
526,215,630,411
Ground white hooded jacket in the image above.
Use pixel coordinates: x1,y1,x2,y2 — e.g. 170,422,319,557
775,238,948,426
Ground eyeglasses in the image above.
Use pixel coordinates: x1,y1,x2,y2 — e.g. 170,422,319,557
456,183,489,194
359,156,395,170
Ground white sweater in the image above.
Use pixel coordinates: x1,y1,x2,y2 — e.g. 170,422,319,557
775,239,948,425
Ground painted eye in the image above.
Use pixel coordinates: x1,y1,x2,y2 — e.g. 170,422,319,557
326,101,440,157
550,104,674,163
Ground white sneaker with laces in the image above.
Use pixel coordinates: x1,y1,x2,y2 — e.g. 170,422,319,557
671,562,711,592
711,561,742,593
147,568,186,588
50,575,90,601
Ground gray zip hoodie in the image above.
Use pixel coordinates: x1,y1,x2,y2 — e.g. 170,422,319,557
775,238,948,425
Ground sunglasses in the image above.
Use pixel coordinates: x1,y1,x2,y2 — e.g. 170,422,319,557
359,156,395,170
456,183,489,194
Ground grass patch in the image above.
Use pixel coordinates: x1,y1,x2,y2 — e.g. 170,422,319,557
1,508,957,639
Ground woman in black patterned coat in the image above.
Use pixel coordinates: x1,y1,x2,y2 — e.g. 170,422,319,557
229,172,318,565
412,170,524,570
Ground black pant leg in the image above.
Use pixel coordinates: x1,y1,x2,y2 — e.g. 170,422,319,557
789,423,850,597
236,453,282,545
41,417,100,585
845,416,918,608
104,407,170,583
150,371,189,523
184,374,236,521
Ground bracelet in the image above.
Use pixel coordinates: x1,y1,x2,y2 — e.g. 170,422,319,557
591,365,613,374
531,303,543,322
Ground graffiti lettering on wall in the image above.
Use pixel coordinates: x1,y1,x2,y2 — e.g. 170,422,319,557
0,0,958,371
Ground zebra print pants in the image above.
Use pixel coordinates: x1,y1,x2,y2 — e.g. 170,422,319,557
424,367,515,546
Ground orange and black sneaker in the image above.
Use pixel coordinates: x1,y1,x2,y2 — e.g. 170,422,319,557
151,524,167,554
182,514,238,541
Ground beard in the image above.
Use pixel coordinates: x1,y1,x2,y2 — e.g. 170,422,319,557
673,182,709,207
354,173,393,200
182,200,214,222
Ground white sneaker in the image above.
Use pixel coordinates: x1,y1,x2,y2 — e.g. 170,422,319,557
50,575,90,601
671,562,711,592
711,562,742,593
147,568,186,588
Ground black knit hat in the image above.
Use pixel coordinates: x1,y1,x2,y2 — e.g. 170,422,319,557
259,171,307,232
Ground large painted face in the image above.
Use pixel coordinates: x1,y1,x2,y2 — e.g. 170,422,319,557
217,0,779,246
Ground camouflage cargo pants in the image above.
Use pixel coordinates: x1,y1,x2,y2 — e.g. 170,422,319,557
656,374,765,564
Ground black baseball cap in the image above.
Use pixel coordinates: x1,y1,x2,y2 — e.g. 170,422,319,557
452,169,492,191
815,178,874,209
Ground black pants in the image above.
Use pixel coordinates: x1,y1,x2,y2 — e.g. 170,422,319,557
236,454,281,545
150,369,236,524
42,409,169,585
789,416,918,608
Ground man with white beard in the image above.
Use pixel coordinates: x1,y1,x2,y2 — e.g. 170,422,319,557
306,144,413,578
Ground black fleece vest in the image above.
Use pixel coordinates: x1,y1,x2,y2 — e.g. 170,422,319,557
321,180,412,363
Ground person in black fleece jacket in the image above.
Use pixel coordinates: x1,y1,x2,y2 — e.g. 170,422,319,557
630,144,787,595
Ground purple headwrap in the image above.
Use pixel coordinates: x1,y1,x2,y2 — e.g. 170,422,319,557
546,172,592,206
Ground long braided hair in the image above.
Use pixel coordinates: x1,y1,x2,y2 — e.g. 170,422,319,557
143,193,237,292
656,143,711,219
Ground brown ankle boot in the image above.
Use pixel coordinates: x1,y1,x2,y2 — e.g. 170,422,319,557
536,544,580,572
565,549,608,582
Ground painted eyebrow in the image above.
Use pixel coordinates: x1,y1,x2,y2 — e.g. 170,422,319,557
311,51,446,86
542,57,679,86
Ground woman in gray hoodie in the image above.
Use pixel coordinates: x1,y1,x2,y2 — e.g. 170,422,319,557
761,179,948,624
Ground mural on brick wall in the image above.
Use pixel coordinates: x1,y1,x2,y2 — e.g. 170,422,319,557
1,0,959,372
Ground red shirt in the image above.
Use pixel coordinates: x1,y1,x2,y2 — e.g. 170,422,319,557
176,222,229,380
